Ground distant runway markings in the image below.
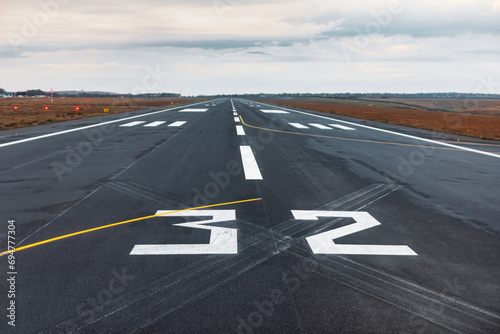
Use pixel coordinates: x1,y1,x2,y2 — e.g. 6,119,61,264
234,117,240,123
261,109,289,114
236,125,245,136
179,108,207,112
119,121,146,127
330,124,355,130
310,123,331,130
240,146,263,180
144,121,166,127
233,112,238,116
289,123,309,129
168,121,187,127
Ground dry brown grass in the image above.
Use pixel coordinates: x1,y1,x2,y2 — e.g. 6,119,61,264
0,97,206,130
365,98,500,116
257,99,500,140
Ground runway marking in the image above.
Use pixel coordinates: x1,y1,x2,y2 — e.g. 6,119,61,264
0,101,209,148
233,112,238,116
261,109,289,114
130,210,237,255
329,124,355,130
239,116,496,152
234,117,241,123
240,146,263,180
289,123,309,129
144,121,166,127
120,121,146,127
179,108,207,112
230,99,236,111
236,125,245,136
292,210,417,256
0,198,261,256
254,103,500,159
309,123,331,130
168,121,187,127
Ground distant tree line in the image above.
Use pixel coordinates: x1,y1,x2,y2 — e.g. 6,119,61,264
207,92,500,99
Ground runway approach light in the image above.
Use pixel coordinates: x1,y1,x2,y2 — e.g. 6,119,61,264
14,106,18,110
44,106,49,110
75,106,80,111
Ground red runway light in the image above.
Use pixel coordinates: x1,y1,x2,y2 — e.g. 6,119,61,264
75,106,80,111
14,106,18,110
44,106,49,110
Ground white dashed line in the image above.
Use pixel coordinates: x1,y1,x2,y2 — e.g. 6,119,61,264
120,121,146,127
240,146,263,180
168,121,187,127
144,121,166,127
236,125,245,136
309,123,331,130
234,117,240,123
261,110,289,114
233,112,238,116
289,123,309,129
329,124,355,130
179,108,207,112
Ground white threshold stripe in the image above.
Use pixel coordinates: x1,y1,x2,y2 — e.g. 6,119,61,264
254,102,500,159
236,125,245,136
168,121,187,127
120,121,146,127
0,100,208,148
179,108,207,112
144,121,166,127
234,117,240,123
289,123,309,129
329,124,355,130
310,123,331,130
261,110,289,114
240,146,263,180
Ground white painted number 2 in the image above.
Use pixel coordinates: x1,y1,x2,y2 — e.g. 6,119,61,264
130,210,237,255
292,210,417,256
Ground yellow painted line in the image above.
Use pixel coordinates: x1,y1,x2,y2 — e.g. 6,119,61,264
238,115,481,151
0,198,261,256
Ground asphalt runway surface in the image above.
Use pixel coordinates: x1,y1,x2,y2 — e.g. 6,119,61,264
1,98,499,333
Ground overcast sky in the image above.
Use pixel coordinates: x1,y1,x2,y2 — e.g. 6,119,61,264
1,0,499,95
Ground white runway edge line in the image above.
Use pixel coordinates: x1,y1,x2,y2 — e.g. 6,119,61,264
120,121,146,127
0,100,210,148
144,121,166,127
261,110,289,114
168,121,187,127
236,125,245,136
240,146,263,180
179,108,207,112
254,102,500,159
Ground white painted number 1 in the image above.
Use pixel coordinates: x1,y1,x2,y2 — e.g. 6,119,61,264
130,210,237,255
292,210,417,256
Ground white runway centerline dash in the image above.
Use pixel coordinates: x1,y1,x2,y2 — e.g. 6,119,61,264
120,121,146,127
240,146,263,180
234,117,240,123
236,125,245,136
